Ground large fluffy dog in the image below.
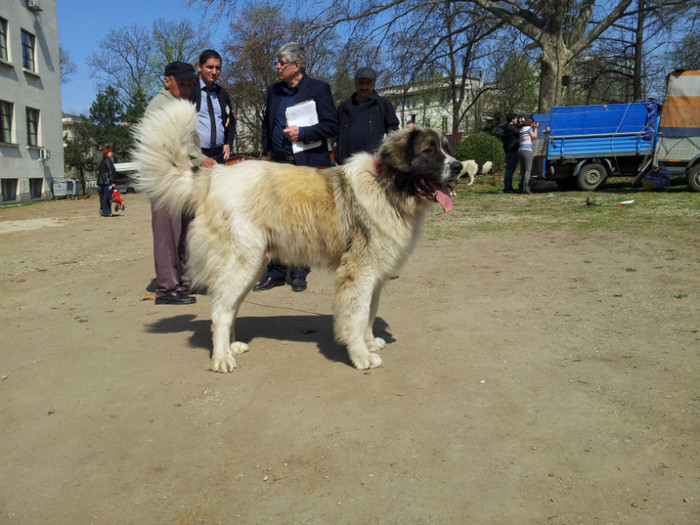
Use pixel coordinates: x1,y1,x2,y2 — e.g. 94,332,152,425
132,99,464,373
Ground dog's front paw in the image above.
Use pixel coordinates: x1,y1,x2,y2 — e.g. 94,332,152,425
231,341,249,355
352,352,383,370
210,353,237,373
367,337,386,352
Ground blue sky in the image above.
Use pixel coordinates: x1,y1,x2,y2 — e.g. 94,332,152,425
57,0,226,115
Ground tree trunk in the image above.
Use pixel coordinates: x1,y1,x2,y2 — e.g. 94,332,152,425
633,0,645,100
537,39,575,113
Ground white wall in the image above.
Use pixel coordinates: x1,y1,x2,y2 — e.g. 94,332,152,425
0,0,65,202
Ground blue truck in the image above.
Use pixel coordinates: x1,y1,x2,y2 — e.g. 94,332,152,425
532,101,660,190
531,70,700,192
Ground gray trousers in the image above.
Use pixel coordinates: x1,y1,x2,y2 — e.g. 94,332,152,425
518,149,533,190
152,204,190,297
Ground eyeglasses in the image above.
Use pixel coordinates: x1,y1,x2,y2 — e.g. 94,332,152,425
274,60,296,69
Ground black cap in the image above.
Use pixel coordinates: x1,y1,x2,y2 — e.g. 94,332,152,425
164,61,195,80
355,67,377,80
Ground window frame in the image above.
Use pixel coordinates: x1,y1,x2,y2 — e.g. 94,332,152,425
21,29,35,72
26,106,39,147
0,99,13,144
0,18,8,63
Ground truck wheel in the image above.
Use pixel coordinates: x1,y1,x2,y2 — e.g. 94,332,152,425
687,165,700,192
577,163,608,191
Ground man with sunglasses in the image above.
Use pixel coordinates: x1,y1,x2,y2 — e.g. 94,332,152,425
255,41,338,293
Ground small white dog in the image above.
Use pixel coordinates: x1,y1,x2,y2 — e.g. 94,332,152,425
448,160,493,195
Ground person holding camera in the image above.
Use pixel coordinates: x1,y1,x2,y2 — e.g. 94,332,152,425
501,114,521,193
518,116,539,194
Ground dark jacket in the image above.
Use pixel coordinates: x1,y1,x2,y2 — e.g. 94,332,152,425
97,157,116,186
335,92,399,164
189,79,236,149
262,74,338,167
502,122,521,154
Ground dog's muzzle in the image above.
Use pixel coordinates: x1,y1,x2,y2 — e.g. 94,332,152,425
448,160,463,179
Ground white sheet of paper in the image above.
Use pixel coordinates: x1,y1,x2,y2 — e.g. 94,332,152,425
286,100,322,153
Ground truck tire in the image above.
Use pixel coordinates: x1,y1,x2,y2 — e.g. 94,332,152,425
687,164,700,192
577,163,608,191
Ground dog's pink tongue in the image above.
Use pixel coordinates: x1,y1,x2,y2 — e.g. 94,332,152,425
433,185,453,212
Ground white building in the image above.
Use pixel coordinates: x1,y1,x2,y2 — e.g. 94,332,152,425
379,72,486,136
0,0,64,203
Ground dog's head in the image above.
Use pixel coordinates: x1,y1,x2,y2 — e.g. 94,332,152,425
377,127,463,212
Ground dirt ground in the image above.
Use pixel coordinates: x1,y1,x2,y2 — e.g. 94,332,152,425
1,191,698,525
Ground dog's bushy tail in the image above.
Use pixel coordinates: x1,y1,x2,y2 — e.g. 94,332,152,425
131,98,203,216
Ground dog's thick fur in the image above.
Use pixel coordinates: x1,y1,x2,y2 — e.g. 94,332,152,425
132,99,463,373
460,159,493,180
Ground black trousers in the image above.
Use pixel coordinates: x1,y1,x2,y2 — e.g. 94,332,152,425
202,146,225,164
264,154,310,282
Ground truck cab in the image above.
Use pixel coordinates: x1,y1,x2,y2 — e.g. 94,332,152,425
653,70,700,192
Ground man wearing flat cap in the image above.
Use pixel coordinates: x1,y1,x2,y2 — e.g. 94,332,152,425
334,67,399,165
144,61,217,305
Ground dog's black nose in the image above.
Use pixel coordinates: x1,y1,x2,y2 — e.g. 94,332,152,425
449,160,462,175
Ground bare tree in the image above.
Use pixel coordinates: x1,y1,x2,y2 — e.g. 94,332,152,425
59,46,77,85
87,24,153,107
669,28,700,70
375,2,503,133
585,0,693,101
220,3,285,154
87,19,208,107
151,18,210,72
220,1,339,154
191,0,698,114
459,0,636,112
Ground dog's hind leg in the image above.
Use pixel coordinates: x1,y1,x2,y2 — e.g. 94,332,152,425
365,283,386,352
334,269,383,370
209,260,260,373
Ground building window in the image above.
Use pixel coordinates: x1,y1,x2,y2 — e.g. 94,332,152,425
29,179,43,199
441,117,448,131
26,107,39,146
2,179,18,202
0,100,13,143
0,18,8,62
424,117,431,128
21,29,35,71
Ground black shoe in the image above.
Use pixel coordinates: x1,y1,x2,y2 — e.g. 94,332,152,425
155,291,196,305
253,276,285,292
146,279,157,293
291,277,307,292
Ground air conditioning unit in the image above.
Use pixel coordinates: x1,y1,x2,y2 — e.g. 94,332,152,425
38,147,50,160
27,0,42,11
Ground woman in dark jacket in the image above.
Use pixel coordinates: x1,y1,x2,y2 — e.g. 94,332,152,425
97,147,117,217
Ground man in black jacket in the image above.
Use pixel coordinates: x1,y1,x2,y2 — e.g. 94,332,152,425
261,42,338,169
501,113,520,194
189,49,236,164
254,41,339,293
334,67,399,165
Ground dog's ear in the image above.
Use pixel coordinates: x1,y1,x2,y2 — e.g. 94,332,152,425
378,127,418,174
